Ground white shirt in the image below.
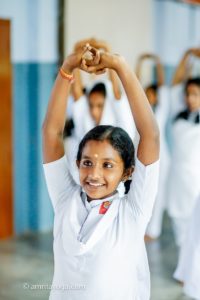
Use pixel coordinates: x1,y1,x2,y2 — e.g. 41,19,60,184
77,192,116,244
43,156,159,300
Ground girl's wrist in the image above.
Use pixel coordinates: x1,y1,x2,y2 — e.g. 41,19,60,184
61,61,74,74
112,55,127,73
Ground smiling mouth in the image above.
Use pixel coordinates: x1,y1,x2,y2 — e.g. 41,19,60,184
86,182,105,188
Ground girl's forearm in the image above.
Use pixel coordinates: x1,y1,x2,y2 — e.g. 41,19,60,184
113,57,159,138
71,69,83,101
42,64,73,136
108,69,121,100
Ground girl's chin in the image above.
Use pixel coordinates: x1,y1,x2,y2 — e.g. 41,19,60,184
86,191,107,201
85,189,117,201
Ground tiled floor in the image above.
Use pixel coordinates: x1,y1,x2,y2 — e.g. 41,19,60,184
0,214,191,300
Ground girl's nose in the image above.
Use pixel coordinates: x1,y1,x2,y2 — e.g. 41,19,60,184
88,165,102,180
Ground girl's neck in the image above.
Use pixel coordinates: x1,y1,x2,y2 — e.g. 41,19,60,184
87,190,117,202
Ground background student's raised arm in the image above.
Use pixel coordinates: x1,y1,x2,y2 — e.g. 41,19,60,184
172,48,200,86
135,53,165,87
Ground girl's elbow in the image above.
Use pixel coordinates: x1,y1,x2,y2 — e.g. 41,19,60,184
42,121,50,136
42,122,59,138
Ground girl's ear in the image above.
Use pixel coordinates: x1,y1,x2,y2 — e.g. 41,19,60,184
76,160,80,168
122,166,135,182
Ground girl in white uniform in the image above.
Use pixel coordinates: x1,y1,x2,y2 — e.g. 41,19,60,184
167,77,200,247
136,54,170,240
173,194,200,300
42,45,160,300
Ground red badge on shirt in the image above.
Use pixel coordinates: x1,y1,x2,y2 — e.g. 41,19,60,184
99,201,111,214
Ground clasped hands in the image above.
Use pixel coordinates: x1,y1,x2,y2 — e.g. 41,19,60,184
80,43,107,75
63,43,116,76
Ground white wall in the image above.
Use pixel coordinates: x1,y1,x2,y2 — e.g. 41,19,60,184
64,0,154,70
154,1,200,66
0,0,58,62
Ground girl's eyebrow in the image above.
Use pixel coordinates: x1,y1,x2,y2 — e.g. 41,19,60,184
103,158,117,163
81,155,117,163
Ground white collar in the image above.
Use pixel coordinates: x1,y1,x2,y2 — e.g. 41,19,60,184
81,190,118,212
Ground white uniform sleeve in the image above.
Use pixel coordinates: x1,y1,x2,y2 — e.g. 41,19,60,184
127,158,159,221
112,94,136,141
170,84,186,118
43,156,77,212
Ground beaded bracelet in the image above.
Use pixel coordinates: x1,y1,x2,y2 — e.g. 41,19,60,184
59,67,74,82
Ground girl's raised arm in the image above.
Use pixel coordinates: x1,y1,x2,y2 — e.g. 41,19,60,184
71,68,84,101
84,52,160,165
114,56,160,165
42,47,100,163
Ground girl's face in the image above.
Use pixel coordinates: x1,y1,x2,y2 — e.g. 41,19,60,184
77,140,126,201
185,84,200,112
88,92,105,125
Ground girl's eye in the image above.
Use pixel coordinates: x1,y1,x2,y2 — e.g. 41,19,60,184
103,162,113,168
82,160,92,167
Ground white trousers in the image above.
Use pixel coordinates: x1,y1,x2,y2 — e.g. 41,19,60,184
171,217,190,247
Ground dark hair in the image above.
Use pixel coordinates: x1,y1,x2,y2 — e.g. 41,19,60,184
77,125,135,170
185,77,200,92
146,83,158,93
88,83,107,98
63,118,75,138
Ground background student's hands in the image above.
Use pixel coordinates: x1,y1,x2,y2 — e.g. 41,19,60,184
135,53,164,86
138,53,160,61
172,48,200,86
185,48,200,58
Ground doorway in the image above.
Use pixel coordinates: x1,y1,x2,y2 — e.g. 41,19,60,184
0,19,13,238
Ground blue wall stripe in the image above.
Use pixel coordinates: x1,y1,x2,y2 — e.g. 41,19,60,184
27,63,39,230
13,62,57,234
13,64,30,234
38,63,57,231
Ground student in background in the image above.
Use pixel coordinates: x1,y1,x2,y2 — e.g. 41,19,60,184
167,74,200,247
170,48,200,117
